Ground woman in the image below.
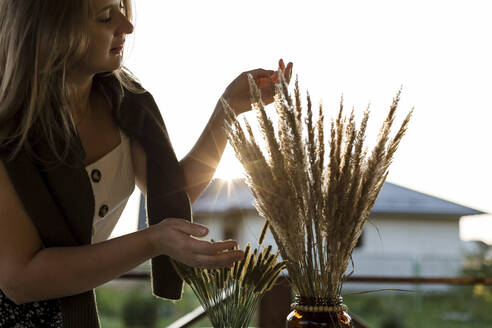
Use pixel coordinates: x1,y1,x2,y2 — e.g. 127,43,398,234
0,0,293,326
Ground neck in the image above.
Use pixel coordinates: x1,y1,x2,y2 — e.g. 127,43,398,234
68,73,95,124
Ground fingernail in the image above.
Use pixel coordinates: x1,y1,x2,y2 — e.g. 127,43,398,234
201,227,208,235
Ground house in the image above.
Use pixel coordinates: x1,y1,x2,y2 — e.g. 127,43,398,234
189,178,485,290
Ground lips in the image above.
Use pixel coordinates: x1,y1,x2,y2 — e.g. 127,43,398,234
110,43,124,52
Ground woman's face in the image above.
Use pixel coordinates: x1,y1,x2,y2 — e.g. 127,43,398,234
81,0,133,75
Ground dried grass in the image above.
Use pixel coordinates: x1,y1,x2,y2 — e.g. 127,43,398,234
172,243,286,328
223,73,413,299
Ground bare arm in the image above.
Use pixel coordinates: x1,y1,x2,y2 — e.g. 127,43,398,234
130,61,293,203
180,100,229,203
180,61,293,203
0,162,242,305
131,137,147,196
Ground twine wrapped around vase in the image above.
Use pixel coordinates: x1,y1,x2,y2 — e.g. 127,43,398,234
291,296,347,313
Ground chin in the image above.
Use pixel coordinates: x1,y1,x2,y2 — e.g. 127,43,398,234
101,59,123,73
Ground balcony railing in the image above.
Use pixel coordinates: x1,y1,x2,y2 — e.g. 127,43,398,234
118,273,492,328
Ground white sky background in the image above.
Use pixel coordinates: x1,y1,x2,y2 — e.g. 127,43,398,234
112,0,492,244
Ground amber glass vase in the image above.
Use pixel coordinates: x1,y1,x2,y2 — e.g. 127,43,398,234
286,296,352,328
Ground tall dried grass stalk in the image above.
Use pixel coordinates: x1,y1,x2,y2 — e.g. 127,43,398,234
172,244,286,328
223,73,413,299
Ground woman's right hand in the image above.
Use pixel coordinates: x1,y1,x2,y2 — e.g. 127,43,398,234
146,218,244,269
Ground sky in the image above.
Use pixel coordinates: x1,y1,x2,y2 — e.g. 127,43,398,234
113,0,492,244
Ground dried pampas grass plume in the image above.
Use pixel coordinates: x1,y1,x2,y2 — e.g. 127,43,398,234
223,72,413,298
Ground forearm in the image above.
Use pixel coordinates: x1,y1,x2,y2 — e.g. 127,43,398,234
180,99,228,203
11,228,156,304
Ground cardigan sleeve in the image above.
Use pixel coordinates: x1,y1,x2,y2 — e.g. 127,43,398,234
119,88,193,300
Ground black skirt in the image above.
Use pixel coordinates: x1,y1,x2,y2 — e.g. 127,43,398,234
0,289,62,327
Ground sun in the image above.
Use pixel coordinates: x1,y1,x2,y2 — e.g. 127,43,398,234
214,148,244,181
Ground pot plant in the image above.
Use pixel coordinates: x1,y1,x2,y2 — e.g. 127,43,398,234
223,71,412,327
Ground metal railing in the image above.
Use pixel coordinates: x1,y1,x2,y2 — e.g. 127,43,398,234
163,305,372,328
118,273,492,328
119,272,492,286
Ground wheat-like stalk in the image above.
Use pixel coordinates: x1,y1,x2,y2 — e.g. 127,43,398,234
223,73,413,299
172,243,286,328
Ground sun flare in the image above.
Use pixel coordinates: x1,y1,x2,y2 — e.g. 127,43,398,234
214,147,244,181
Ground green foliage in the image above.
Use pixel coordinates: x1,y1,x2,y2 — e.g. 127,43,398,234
97,282,211,327
121,289,159,328
462,241,492,277
344,287,492,328
96,285,127,318
381,314,404,328
97,282,492,327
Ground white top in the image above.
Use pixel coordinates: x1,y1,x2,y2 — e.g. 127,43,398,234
85,129,135,244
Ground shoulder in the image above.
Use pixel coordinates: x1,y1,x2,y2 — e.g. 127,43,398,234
96,74,171,143
96,73,158,113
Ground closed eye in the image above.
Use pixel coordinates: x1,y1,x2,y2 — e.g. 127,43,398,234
98,10,111,23
96,1,126,23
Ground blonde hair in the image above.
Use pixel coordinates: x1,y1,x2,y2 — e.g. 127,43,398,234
0,0,141,165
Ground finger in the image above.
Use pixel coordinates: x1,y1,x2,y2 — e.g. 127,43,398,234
248,68,274,77
285,62,294,83
194,250,245,269
255,76,269,84
279,58,285,72
286,62,293,75
271,71,279,83
253,79,276,105
255,76,277,88
251,70,274,77
173,219,209,237
189,239,239,255
253,75,275,91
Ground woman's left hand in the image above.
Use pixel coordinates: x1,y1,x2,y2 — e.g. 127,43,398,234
222,58,293,115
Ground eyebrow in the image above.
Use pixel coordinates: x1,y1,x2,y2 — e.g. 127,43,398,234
96,6,111,15
95,1,120,15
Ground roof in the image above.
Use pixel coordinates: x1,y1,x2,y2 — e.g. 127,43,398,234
372,182,484,216
192,179,485,217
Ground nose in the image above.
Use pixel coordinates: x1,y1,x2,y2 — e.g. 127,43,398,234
115,11,134,36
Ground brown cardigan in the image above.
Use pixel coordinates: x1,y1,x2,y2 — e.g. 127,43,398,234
0,74,191,327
